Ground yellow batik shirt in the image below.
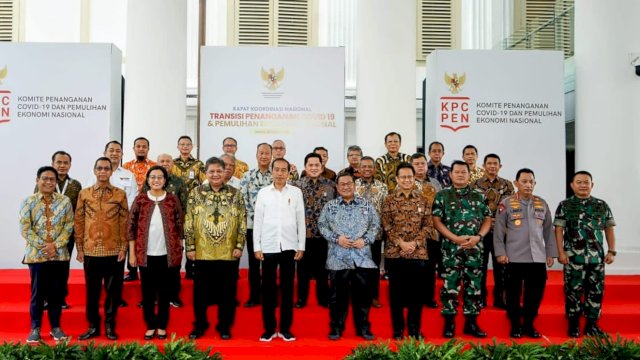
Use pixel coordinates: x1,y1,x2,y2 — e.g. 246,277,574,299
19,192,74,263
172,156,207,192
184,184,247,260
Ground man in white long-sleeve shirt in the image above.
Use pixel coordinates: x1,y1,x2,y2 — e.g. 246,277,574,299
253,158,305,342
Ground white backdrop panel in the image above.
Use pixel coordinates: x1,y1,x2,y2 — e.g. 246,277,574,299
0,43,122,268
425,50,566,208
199,47,345,172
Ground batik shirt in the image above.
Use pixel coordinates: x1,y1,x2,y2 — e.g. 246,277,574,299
432,186,491,254
233,159,250,179
319,196,379,270
184,184,246,260
293,176,336,238
427,161,452,188
172,156,206,192
301,168,337,182
240,168,273,228
142,174,188,213
123,158,156,191
355,178,388,215
374,152,412,191
381,188,435,260
415,178,439,205
20,192,74,263
554,196,615,264
75,184,129,257
469,166,486,185
474,175,514,218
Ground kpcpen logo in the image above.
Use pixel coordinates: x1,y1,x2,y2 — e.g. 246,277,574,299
0,65,10,124
440,71,469,132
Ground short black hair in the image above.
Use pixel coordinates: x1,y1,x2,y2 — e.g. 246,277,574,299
428,141,444,152
304,152,322,166
395,162,415,176
51,150,72,163
483,153,501,164
462,145,478,156
411,152,427,161
336,171,355,184
204,157,226,172
572,170,593,182
133,137,149,146
360,156,375,164
313,146,328,153
385,132,401,143
223,137,237,145
271,158,291,172
515,168,535,181
94,156,113,170
104,140,122,152
450,160,469,172
177,135,192,144
145,165,169,190
37,166,58,179
256,143,272,152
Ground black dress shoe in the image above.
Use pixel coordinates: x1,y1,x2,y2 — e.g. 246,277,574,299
523,326,541,338
105,327,118,340
328,329,341,340
392,331,403,340
61,301,70,309
493,300,507,309
425,299,439,308
189,328,205,339
78,327,100,340
144,330,155,340
568,317,581,337
244,299,260,308
443,316,455,338
219,332,231,340
463,320,487,338
371,299,382,308
119,299,128,307
123,274,139,282
358,329,375,341
584,321,606,337
294,299,306,308
408,331,424,340
510,327,522,338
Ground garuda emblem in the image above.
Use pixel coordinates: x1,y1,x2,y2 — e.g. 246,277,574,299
261,67,285,91
444,72,466,94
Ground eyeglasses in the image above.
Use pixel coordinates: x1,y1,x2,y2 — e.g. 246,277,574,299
397,175,414,180
148,176,165,180
95,166,111,172
39,177,57,182
337,182,354,187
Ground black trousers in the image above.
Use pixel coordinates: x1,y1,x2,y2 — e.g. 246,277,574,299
29,261,66,329
84,256,124,328
329,268,376,333
481,230,506,304
425,239,440,302
139,256,173,330
245,229,261,302
371,240,383,300
193,259,239,332
61,234,75,300
170,264,181,302
386,258,428,333
296,237,328,305
505,262,547,326
262,250,296,333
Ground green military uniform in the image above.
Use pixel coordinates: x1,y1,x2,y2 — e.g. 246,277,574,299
554,195,615,320
432,186,491,315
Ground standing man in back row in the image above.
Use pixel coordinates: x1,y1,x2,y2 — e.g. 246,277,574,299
375,132,412,192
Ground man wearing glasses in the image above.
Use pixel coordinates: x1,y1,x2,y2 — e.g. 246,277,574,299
223,137,249,179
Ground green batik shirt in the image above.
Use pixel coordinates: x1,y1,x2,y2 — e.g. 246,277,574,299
432,186,491,253
554,195,615,264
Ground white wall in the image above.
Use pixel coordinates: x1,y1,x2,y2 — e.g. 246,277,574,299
574,0,640,273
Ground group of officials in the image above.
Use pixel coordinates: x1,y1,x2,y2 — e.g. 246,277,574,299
20,132,617,343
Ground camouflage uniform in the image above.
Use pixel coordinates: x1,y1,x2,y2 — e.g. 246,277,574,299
432,186,491,315
554,195,615,320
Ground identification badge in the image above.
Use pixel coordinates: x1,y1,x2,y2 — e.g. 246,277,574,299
189,170,195,179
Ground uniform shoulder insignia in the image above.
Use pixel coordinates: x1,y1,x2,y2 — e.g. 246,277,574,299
498,203,505,213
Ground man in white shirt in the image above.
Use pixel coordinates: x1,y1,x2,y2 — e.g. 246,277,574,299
220,153,242,189
253,158,305,342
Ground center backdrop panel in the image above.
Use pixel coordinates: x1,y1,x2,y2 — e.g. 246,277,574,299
199,47,345,172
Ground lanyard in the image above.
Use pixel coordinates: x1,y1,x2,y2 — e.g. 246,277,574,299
56,179,69,195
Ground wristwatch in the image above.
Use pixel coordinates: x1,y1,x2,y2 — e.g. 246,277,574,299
477,233,484,242
608,250,617,256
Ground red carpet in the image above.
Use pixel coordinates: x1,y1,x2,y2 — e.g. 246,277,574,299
0,269,639,359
